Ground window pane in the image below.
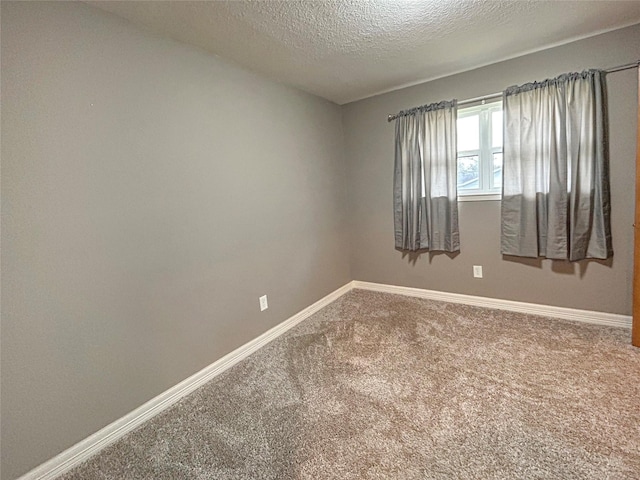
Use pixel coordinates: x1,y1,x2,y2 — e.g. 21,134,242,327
457,101,503,197
493,151,502,169
492,111,503,148
457,155,479,190
492,152,503,189
457,115,479,151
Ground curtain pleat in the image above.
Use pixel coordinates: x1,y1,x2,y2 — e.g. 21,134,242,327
393,101,459,252
501,70,612,261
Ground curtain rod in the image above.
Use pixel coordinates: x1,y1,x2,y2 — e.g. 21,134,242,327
387,60,640,122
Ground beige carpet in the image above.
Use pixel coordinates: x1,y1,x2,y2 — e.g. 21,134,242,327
61,290,640,479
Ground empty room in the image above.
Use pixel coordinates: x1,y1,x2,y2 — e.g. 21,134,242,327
2,1,640,479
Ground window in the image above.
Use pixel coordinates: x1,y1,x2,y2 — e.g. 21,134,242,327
457,101,502,200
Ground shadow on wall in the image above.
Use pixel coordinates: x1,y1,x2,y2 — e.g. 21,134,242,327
502,255,613,278
397,248,461,265
395,248,612,278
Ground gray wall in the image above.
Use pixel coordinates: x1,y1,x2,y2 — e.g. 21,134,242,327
1,2,350,478
2,2,639,479
343,24,639,316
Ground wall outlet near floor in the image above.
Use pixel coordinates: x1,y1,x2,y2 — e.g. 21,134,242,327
259,295,268,311
473,265,483,278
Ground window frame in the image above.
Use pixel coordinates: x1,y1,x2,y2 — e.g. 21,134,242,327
457,100,503,202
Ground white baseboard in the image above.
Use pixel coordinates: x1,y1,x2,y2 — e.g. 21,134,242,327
17,282,353,480
19,279,630,479
352,281,632,329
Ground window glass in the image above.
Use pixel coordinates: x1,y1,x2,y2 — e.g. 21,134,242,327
492,152,503,189
457,155,479,191
492,111,503,148
457,115,479,151
456,101,502,197
493,152,503,169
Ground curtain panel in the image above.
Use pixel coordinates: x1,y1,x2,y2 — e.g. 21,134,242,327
501,70,612,261
393,100,459,252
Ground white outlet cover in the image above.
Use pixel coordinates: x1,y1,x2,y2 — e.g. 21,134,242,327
259,295,268,311
473,266,483,278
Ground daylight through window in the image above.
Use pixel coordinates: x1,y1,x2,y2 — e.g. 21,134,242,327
457,101,502,197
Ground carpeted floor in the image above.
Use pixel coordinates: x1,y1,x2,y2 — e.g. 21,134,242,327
61,290,640,479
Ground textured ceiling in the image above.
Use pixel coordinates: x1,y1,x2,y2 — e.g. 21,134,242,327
89,1,640,105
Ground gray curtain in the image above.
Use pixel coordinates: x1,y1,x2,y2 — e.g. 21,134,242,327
393,100,459,252
501,70,612,261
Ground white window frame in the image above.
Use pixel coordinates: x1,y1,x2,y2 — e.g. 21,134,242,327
457,101,502,202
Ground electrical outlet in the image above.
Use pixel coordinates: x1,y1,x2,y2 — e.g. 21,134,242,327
473,265,483,278
259,295,268,311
